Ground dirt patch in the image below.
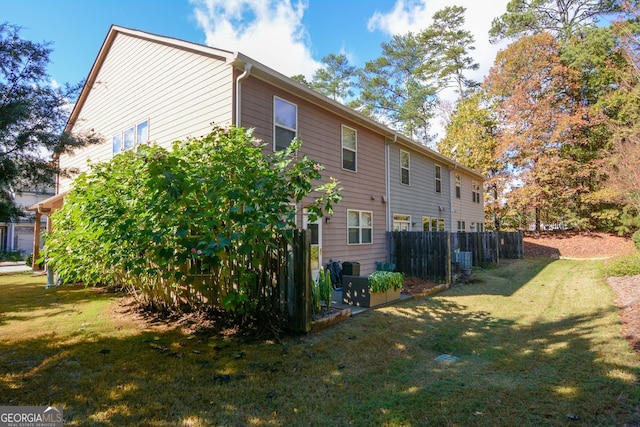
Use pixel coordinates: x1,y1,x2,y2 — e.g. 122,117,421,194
402,276,442,296
524,231,635,258
608,274,640,352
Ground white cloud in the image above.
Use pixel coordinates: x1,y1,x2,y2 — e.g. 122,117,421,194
367,0,511,141
190,0,321,78
368,0,510,83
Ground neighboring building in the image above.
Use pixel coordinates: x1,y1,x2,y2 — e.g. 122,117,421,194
388,141,484,234
47,25,484,276
0,188,53,256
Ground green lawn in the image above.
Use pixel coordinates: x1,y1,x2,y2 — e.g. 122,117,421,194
1,259,639,426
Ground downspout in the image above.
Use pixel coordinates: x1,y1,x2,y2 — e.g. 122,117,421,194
449,164,457,232
234,63,252,127
385,134,397,232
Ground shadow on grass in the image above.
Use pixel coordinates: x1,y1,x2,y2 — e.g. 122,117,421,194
355,295,640,426
450,257,557,297
0,274,115,327
2,267,640,426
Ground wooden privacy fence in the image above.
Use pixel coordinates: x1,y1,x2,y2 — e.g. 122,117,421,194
387,231,523,283
184,229,312,333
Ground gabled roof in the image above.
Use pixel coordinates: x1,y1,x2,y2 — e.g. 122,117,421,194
67,25,484,181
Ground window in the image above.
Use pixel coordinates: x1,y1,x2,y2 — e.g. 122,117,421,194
112,133,122,154
123,127,135,151
400,150,410,185
455,174,461,198
137,120,149,144
112,119,149,155
435,165,442,193
342,125,357,171
457,221,466,232
347,210,372,244
422,217,444,231
274,97,297,151
478,222,484,232
393,214,411,231
472,181,481,204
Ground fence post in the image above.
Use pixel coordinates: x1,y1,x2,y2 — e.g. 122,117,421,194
446,231,452,285
292,229,311,333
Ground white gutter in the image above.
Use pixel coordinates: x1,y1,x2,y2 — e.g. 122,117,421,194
234,63,252,126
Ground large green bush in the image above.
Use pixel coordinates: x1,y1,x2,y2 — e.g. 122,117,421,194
44,125,340,323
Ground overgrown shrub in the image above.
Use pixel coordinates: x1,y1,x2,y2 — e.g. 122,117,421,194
44,125,341,325
633,230,640,251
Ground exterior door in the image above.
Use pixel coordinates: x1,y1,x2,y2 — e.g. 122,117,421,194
302,209,322,280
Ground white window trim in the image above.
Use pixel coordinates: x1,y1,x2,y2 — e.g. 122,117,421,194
400,149,410,186
455,174,461,198
341,125,357,172
472,181,481,204
347,209,373,245
112,119,150,155
435,164,442,194
422,216,430,231
393,214,411,231
273,96,297,151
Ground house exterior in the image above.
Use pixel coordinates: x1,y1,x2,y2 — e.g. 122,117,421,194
388,142,485,234
51,25,484,276
1,188,53,256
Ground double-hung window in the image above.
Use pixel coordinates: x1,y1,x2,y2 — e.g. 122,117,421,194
435,165,442,193
347,210,372,244
472,181,481,203
341,125,357,171
274,97,297,151
400,150,410,185
455,174,461,198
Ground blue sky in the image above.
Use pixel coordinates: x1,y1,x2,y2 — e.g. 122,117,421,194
3,0,511,138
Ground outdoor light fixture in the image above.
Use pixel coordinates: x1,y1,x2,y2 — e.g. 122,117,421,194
325,217,331,224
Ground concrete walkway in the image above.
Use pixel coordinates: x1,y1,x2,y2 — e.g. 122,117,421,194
0,262,33,274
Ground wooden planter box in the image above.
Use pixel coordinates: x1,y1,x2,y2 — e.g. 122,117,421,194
341,275,402,308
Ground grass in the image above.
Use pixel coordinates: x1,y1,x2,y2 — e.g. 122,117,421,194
603,251,640,277
1,259,640,426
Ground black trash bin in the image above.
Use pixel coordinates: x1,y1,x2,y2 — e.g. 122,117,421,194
342,261,360,276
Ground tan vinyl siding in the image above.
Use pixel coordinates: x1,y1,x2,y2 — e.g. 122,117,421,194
451,172,485,231
389,145,452,231
240,76,387,275
59,32,233,191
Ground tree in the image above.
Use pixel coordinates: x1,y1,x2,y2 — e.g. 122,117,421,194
44,126,341,325
598,8,640,223
310,53,357,103
438,92,508,229
356,6,479,145
0,22,100,222
357,32,438,144
421,5,479,98
489,0,631,42
484,33,592,231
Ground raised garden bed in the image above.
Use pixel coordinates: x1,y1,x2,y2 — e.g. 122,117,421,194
341,275,402,308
